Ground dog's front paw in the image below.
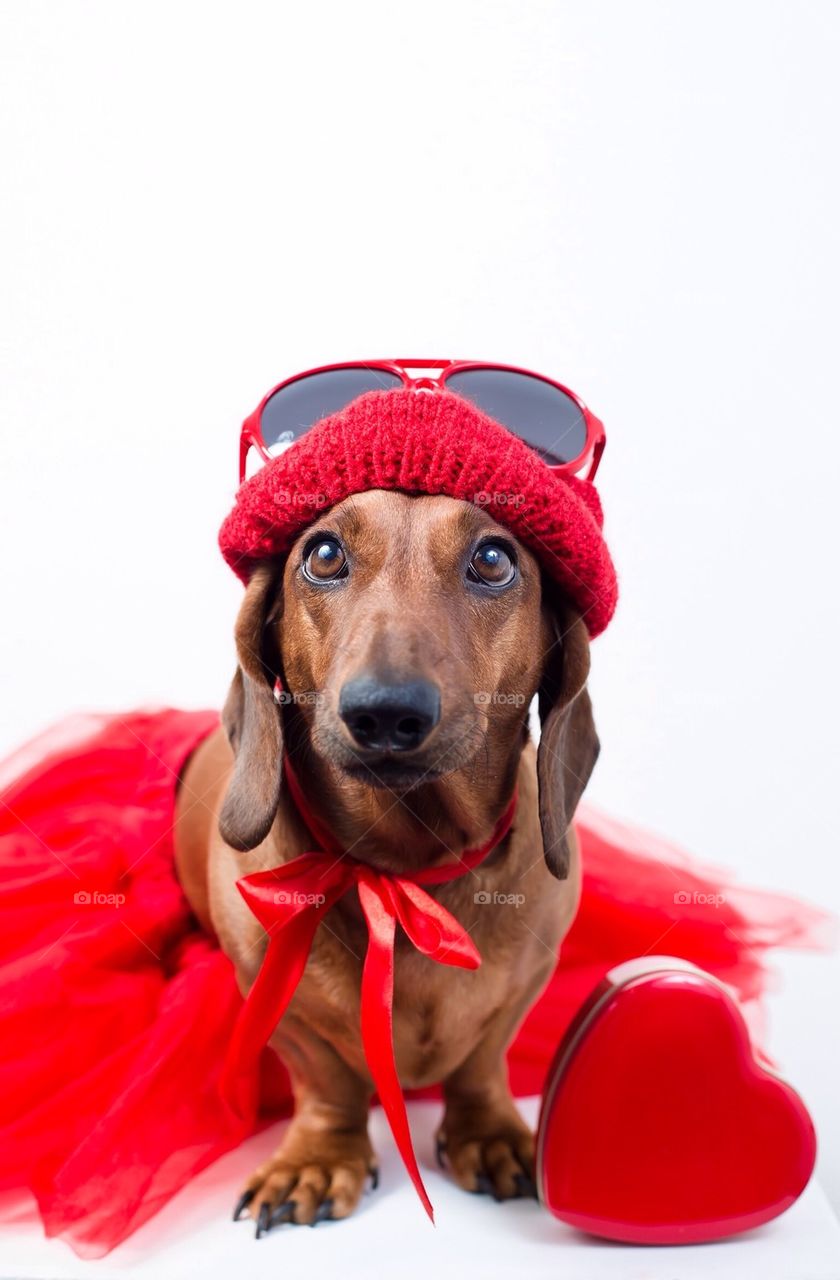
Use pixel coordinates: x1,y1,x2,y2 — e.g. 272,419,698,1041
234,1123,378,1235
436,1100,537,1202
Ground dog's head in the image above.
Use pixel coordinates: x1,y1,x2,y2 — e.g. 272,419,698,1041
219,489,598,878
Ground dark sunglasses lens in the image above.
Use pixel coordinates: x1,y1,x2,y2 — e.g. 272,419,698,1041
444,368,587,465
260,367,402,451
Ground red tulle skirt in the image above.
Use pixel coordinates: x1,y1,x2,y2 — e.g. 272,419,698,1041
0,710,828,1257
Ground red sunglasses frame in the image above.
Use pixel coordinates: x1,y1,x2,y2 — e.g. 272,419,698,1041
239,359,606,485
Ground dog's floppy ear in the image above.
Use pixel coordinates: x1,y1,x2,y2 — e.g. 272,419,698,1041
536,592,600,880
218,562,284,852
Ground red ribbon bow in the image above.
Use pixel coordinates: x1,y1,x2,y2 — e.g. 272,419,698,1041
220,752,516,1221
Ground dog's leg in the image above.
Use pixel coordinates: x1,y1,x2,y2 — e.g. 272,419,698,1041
435,971,552,1201
235,1027,376,1234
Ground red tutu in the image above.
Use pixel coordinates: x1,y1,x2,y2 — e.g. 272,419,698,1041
0,711,829,1257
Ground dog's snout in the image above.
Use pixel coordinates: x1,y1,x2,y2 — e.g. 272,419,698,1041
338,677,441,752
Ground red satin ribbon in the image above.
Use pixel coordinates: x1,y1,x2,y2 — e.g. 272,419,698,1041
220,742,517,1222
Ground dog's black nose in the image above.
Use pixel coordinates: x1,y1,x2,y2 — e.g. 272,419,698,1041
338,677,441,752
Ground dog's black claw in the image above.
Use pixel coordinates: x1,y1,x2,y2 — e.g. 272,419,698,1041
435,1136,447,1169
514,1172,538,1200
255,1201,271,1239
233,1188,255,1221
310,1197,334,1227
368,1165,380,1191
473,1172,494,1197
270,1200,296,1229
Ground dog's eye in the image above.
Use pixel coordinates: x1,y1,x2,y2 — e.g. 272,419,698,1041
303,537,347,582
468,541,516,587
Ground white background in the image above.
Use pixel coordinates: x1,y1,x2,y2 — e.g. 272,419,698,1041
2,1101,839,1280
1,0,838,1264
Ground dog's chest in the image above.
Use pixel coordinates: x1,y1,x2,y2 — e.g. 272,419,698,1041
299,938,504,1086
293,871,562,1089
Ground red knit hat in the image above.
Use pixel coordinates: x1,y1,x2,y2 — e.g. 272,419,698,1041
219,388,618,636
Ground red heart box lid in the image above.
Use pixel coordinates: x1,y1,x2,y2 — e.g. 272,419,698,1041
535,956,817,1245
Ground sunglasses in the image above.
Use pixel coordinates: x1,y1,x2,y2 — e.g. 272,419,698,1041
239,359,606,484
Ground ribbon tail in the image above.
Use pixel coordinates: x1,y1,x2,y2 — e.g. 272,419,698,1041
220,911,321,1120
358,882,435,1223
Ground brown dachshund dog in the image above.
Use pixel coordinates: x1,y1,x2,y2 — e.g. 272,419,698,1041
174,488,599,1230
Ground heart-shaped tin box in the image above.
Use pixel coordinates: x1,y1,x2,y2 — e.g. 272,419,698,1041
536,956,817,1245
